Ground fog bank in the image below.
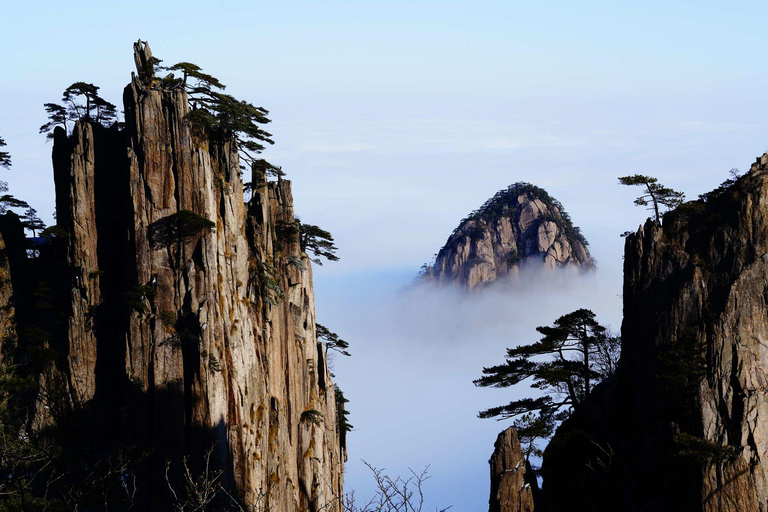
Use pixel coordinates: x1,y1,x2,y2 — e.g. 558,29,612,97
316,264,622,511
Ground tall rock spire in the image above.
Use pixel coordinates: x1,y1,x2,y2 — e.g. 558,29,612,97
38,40,345,510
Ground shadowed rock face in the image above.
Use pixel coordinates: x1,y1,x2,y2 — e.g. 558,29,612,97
0,229,15,366
540,154,768,512
617,156,768,512
489,428,537,512
32,41,345,510
423,183,593,290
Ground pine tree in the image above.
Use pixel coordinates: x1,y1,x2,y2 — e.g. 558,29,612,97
0,137,10,169
0,137,30,215
298,221,339,265
22,208,46,236
148,58,278,176
317,324,350,357
474,309,618,429
40,82,118,138
618,174,685,222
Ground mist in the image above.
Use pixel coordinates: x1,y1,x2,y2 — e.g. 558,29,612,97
315,263,623,511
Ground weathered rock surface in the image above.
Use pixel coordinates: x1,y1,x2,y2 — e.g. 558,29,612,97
618,157,768,512
33,41,344,510
489,427,537,512
541,154,768,511
0,230,15,365
423,183,593,290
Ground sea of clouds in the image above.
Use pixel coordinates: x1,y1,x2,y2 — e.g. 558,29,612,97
315,262,623,511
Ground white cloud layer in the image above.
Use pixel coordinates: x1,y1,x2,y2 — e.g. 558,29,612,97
320,263,622,511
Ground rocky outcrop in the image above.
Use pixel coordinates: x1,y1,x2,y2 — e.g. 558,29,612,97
617,157,768,512
489,428,537,512
0,231,15,365
423,183,593,290
33,41,344,510
541,154,768,511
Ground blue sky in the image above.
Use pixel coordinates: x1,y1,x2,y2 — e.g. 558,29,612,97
3,1,768,509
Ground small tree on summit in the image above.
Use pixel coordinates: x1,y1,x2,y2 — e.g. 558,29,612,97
22,207,46,236
167,62,225,91
618,174,685,222
145,56,277,177
40,82,118,138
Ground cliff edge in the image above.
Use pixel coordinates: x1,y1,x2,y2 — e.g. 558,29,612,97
541,154,768,511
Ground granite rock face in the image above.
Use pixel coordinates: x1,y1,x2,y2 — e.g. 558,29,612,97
0,231,15,366
423,183,593,290
489,427,537,512
619,156,768,512
540,154,768,511
37,41,345,510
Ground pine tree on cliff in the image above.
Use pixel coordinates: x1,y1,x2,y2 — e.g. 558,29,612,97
22,207,45,236
0,137,10,169
141,56,280,180
298,221,339,265
317,324,350,356
474,309,619,458
0,137,31,215
618,174,685,222
40,82,118,138
148,210,215,271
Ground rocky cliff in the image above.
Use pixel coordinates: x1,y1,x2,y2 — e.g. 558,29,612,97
488,428,537,512
8,41,344,510
540,155,768,511
422,183,593,290
617,156,768,511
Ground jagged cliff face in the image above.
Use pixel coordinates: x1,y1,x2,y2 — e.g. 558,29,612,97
541,154,768,511
32,42,344,510
424,183,593,290
0,232,15,366
488,428,537,512
619,156,768,512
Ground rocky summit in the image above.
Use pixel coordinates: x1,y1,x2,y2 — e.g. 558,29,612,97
421,182,594,290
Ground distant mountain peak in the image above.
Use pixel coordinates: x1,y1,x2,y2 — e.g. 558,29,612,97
421,182,594,290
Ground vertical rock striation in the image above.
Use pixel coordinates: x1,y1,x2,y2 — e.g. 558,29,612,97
41,41,344,510
618,155,768,511
489,427,537,512
541,153,768,511
0,230,15,366
423,183,593,290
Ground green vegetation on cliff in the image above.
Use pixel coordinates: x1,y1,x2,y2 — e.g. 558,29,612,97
475,309,619,465
451,182,589,249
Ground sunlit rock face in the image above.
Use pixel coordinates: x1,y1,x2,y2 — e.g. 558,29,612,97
540,154,768,511
489,427,537,512
36,41,345,510
422,183,594,291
